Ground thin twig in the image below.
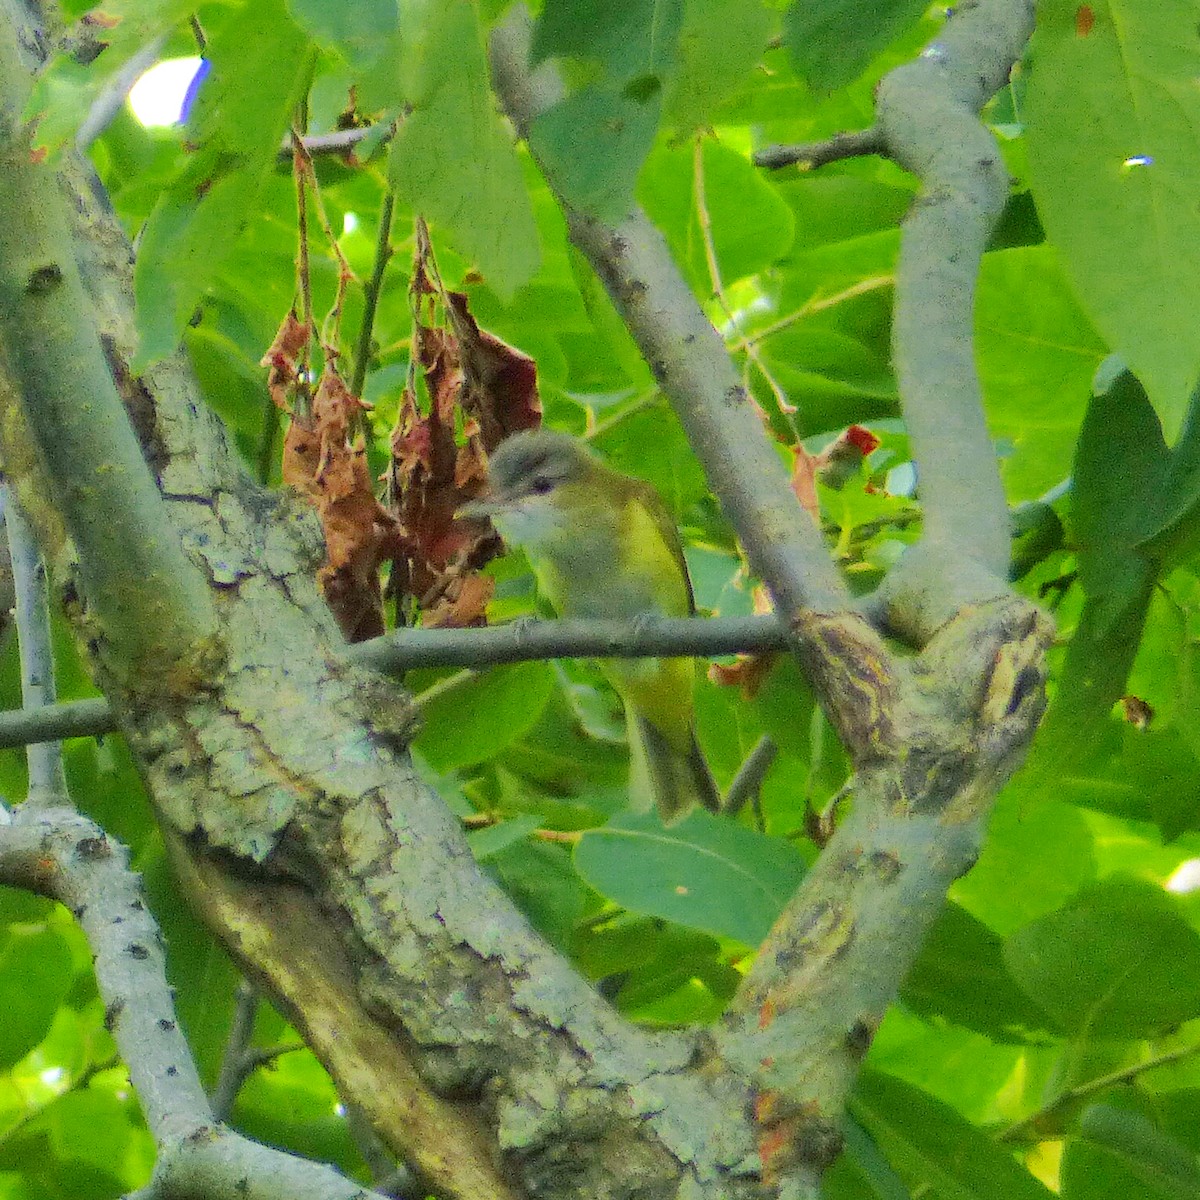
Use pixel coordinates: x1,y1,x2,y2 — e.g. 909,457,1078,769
276,125,390,161
999,1041,1200,1144
732,275,895,353
754,127,885,171
0,697,114,750
351,191,396,399
211,979,260,1121
292,121,314,421
3,486,68,807
0,616,798,748
692,137,789,414
722,735,778,817
257,390,280,484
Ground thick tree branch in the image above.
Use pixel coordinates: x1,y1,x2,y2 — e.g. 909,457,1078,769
0,11,766,1197
873,1,1034,606
488,9,1051,1197
0,8,217,680
717,600,1048,1193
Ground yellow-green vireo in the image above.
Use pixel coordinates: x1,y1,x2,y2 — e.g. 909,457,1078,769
463,429,720,824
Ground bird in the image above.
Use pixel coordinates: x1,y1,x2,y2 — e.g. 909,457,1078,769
461,429,720,823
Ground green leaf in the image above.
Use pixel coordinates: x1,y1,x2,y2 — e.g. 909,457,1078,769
387,0,539,298
1120,727,1200,842
975,246,1108,502
823,1117,913,1200
664,0,773,132
1071,1103,1200,1200
574,809,806,945
285,0,398,69
1073,369,1169,610
0,930,74,1067
133,0,312,368
951,793,1096,936
638,139,795,292
45,1090,132,1174
413,662,556,771
533,0,684,81
1032,369,1167,761
468,815,542,861
1026,1,1200,438
529,82,662,223
783,0,930,92
488,838,597,953
1003,875,1200,1038
901,902,1053,1040
852,1071,1055,1200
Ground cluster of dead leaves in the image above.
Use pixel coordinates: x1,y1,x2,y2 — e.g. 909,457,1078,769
262,282,541,642
387,275,541,629
263,312,407,642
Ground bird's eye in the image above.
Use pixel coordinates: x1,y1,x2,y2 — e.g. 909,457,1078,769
531,475,553,495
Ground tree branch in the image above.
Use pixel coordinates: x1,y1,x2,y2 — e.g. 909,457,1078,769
489,10,849,625
872,1,1034,600
753,127,884,171
0,10,217,680
4,484,68,804
0,806,397,1200
0,807,212,1141
0,615,795,748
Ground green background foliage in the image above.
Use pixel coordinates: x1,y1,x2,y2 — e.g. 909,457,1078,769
3,0,1200,1196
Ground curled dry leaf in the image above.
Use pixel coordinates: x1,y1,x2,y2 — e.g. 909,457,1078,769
260,310,312,410
446,291,541,449
387,290,538,627
708,585,778,699
283,364,407,642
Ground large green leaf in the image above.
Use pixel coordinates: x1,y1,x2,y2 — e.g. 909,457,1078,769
0,929,74,1067
1026,0,1200,438
133,0,311,368
574,809,806,945
900,902,1052,1041
413,661,556,772
1033,369,1168,762
975,246,1108,501
951,793,1095,936
529,82,663,223
533,0,683,81
664,0,773,132
1003,876,1200,1038
1064,1103,1200,1200
783,0,930,91
285,0,398,69
388,0,539,298
638,139,795,294
852,1071,1056,1200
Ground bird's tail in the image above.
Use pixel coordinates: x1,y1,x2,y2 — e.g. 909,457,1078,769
629,713,721,825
